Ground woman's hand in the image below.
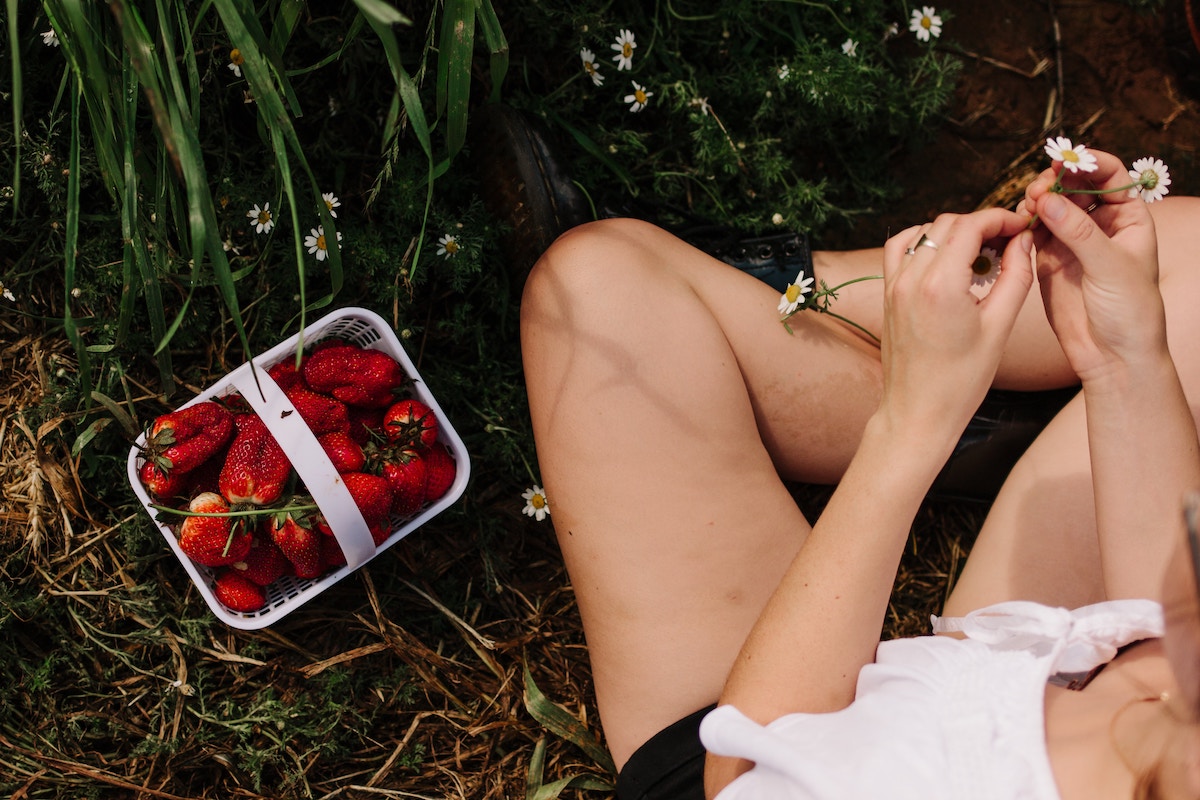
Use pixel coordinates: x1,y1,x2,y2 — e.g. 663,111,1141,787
878,209,1035,452
1022,148,1164,384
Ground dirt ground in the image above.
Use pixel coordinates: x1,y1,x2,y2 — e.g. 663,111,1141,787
825,0,1200,250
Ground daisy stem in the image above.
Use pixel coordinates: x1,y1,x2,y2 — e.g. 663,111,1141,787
818,308,880,343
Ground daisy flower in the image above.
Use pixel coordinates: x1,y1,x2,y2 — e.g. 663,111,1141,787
1128,157,1171,203
625,81,653,113
436,233,460,258
611,29,636,71
841,38,858,57
247,202,273,234
522,485,550,521
304,226,342,261
322,192,341,218
228,48,244,77
970,247,1001,287
777,271,815,316
778,64,791,81
580,48,605,86
909,6,942,41
41,29,60,47
1043,136,1098,173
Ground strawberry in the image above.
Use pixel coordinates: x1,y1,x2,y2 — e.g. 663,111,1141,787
139,460,190,500
213,570,267,613
380,451,427,517
382,398,438,449
177,492,252,567
347,405,386,445
283,385,350,436
267,358,306,392
423,442,457,503
320,534,347,569
268,510,324,579
302,342,407,408
342,471,395,528
144,401,234,474
230,534,291,586
317,431,365,473
219,413,293,505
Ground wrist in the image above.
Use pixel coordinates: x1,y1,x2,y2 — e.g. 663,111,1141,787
860,406,961,489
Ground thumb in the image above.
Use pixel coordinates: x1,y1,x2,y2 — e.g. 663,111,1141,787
1036,192,1109,268
981,229,1035,328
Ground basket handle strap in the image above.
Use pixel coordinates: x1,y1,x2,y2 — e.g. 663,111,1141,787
228,364,376,569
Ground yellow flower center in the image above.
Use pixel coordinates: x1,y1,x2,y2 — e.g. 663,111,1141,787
444,239,459,254
585,61,596,75
1062,149,1080,163
325,198,335,211
635,89,647,103
315,234,326,250
622,42,633,58
531,494,546,509
230,48,244,66
921,16,932,29
257,210,271,224
971,255,992,276
785,284,802,303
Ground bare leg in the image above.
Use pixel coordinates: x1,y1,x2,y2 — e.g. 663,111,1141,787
520,199,1200,767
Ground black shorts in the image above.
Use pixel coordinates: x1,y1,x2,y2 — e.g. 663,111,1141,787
615,705,715,800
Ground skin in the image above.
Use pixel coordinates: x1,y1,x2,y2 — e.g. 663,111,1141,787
519,149,1200,798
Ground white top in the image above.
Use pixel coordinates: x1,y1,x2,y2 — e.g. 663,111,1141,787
700,599,1163,800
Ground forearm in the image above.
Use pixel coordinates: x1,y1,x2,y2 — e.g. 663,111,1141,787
705,411,955,793
1083,350,1200,599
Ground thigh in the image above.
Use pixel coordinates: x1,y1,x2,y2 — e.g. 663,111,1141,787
521,219,884,767
944,196,1200,615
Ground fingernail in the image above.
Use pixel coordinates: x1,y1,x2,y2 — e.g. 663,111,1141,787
1044,193,1067,221
1020,230,1033,253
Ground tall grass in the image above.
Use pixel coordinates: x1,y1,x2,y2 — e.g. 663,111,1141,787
17,0,507,400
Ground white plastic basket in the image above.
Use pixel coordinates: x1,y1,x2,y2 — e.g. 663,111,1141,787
127,307,471,629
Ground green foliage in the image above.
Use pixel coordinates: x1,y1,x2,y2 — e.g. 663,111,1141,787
502,0,962,235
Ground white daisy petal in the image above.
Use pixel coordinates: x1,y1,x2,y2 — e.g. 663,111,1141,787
970,247,1001,287
625,81,652,113
522,485,551,521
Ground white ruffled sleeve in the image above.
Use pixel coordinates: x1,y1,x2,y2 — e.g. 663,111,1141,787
931,598,1163,673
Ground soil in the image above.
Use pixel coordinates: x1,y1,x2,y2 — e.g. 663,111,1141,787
824,0,1200,250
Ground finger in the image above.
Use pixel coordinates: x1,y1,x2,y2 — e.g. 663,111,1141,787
916,209,1028,277
1033,192,1113,273
883,224,924,281
980,229,1035,328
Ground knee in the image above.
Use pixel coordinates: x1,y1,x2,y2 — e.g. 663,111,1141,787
521,217,673,320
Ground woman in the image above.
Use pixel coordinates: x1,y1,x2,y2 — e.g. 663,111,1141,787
519,147,1200,798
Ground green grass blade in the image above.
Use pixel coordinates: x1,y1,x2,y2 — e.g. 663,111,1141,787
6,0,21,213
476,0,510,103
437,0,474,158
64,81,92,398
523,664,616,774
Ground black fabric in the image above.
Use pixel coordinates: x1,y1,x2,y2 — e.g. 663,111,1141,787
615,705,716,800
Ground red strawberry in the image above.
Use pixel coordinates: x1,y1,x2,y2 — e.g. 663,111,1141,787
347,405,386,445
317,431,365,473
219,414,293,505
382,398,438,449
268,511,324,579
342,471,394,528
144,401,234,474
177,492,252,567
380,451,427,517
267,358,306,392
283,385,350,436
320,534,347,569
231,535,291,586
302,342,407,408
423,442,457,503
213,570,266,612
139,460,190,500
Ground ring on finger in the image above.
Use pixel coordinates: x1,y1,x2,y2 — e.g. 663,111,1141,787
917,233,939,251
